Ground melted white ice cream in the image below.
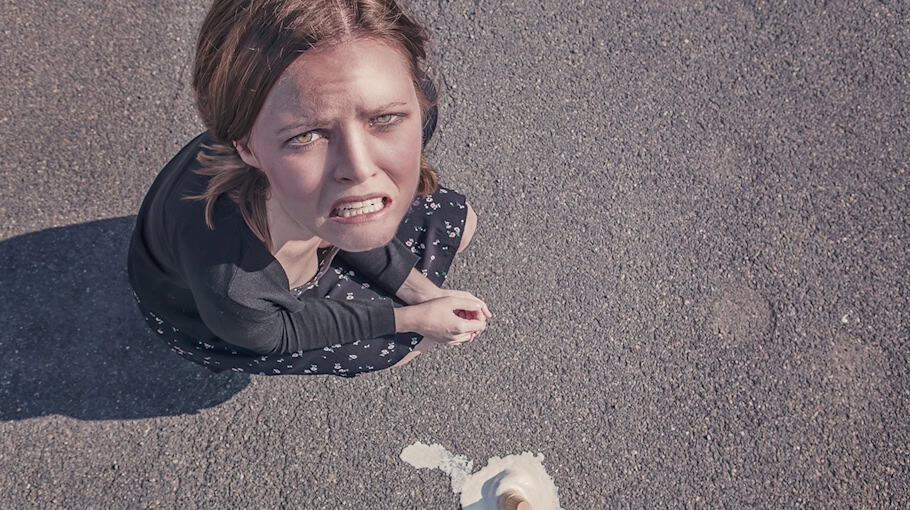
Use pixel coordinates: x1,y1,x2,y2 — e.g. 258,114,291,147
399,442,561,510
400,442,474,493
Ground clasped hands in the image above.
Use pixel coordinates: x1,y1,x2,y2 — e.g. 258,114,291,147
393,268,492,346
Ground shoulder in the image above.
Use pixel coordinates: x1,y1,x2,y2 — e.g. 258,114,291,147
143,134,273,278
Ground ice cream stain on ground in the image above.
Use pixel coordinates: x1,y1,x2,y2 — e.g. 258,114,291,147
400,441,474,493
400,442,562,510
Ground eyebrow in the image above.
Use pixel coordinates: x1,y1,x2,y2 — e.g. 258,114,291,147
274,101,411,137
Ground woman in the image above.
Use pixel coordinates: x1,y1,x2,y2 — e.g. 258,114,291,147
127,0,492,377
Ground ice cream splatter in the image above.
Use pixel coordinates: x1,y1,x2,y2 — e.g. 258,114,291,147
400,441,474,493
400,442,562,510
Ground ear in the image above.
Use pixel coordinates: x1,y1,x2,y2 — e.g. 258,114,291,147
233,139,261,168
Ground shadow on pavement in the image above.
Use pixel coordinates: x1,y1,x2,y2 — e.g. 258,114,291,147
0,217,249,421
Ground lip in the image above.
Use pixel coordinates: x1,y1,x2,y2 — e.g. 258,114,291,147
329,193,392,224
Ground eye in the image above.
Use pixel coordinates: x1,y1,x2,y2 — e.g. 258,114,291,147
374,114,395,124
371,113,401,127
290,131,323,146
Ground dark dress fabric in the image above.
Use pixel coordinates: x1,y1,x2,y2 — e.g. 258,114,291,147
128,132,419,356
134,186,468,377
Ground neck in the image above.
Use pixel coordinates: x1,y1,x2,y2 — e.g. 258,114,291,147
267,196,318,245
266,196,324,288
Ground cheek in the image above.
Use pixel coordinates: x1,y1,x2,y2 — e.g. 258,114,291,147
383,125,423,179
264,158,324,201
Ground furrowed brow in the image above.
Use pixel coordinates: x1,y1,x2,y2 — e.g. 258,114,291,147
275,116,328,138
363,101,409,116
275,101,411,137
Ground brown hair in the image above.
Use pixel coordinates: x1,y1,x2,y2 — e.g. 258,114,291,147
188,0,438,251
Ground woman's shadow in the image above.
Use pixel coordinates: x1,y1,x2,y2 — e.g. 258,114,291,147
0,216,249,421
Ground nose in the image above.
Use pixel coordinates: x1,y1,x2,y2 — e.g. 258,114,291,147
332,127,378,184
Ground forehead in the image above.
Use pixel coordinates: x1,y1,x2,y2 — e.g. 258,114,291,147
261,38,416,121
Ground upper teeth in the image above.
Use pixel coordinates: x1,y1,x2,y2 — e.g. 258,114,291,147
334,197,384,217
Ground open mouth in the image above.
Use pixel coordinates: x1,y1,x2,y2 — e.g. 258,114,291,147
330,196,390,219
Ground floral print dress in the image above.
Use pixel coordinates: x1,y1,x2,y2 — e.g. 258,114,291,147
137,186,468,377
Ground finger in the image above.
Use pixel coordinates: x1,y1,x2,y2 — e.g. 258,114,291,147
455,309,481,321
446,291,489,317
449,332,474,344
470,297,491,319
448,296,485,312
455,309,480,320
465,296,491,319
454,316,485,334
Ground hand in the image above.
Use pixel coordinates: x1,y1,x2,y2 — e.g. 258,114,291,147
394,296,488,345
435,289,493,320
420,306,486,347
396,269,494,321
421,333,474,347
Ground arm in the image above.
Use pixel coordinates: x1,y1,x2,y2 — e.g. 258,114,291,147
393,295,488,344
192,284,398,355
335,237,419,295
175,208,399,355
395,267,443,305
337,247,493,344
337,236,491,314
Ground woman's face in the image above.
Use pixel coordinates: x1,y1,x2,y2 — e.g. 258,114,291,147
236,37,423,252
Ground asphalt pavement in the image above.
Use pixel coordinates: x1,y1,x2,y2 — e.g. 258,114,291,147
1,0,908,508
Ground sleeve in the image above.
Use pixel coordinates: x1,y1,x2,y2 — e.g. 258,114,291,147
188,272,397,355
335,236,419,295
174,208,400,355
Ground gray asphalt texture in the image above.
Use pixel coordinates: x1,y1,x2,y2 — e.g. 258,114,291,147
1,0,908,508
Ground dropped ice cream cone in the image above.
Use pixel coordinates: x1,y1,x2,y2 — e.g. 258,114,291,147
499,489,532,510
399,443,561,510
460,452,559,510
